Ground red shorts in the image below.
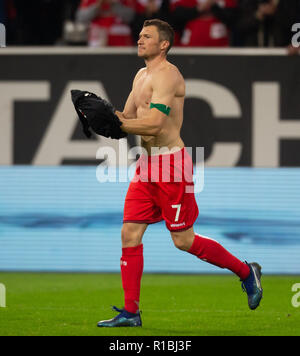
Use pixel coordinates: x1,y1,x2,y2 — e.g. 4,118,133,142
123,147,199,232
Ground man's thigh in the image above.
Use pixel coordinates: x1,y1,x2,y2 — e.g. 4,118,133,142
124,180,163,224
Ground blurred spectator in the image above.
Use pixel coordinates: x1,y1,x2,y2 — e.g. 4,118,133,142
2,0,299,51
130,0,171,43
62,0,88,45
65,0,82,21
13,0,65,45
233,0,277,47
75,0,136,46
272,0,300,54
0,0,17,45
0,0,4,24
170,0,238,47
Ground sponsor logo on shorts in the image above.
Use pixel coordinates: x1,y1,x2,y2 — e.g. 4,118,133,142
170,222,186,228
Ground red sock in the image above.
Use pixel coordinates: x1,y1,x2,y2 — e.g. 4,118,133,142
120,244,144,314
188,234,250,280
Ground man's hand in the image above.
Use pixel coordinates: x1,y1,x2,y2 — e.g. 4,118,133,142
115,110,126,120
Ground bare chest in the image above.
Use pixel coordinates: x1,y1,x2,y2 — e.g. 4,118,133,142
133,74,153,109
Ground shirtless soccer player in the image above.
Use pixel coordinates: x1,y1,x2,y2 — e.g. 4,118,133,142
97,19,263,327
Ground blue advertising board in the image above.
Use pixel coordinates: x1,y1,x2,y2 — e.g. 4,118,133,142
0,166,299,274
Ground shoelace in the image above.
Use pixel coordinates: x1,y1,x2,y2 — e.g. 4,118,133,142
111,305,123,313
240,260,250,293
241,283,246,293
111,305,142,315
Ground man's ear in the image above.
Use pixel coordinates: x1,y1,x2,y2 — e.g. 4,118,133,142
160,40,169,52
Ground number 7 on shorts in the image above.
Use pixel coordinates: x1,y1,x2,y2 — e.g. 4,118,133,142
171,204,181,222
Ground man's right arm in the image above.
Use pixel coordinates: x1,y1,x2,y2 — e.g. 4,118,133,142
116,68,144,120
116,90,137,120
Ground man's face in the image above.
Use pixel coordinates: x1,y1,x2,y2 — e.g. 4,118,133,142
137,25,164,59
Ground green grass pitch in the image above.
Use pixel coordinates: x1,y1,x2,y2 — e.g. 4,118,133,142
0,272,299,336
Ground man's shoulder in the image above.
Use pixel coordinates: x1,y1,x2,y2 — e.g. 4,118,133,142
132,67,146,87
135,67,147,78
153,62,183,84
159,61,179,73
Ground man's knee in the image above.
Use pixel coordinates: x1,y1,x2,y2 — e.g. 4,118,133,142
171,228,195,251
121,223,146,247
172,236,188,251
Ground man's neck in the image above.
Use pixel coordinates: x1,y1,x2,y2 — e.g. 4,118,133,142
144,54,167,72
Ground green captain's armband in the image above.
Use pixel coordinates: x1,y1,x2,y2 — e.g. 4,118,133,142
150,103,171,116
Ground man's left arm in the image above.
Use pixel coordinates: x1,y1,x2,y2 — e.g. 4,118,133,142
116,69,177,136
